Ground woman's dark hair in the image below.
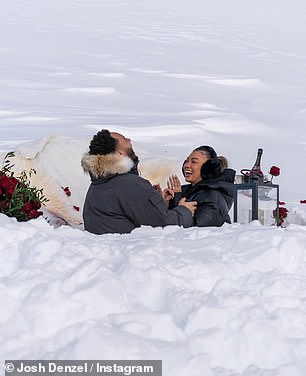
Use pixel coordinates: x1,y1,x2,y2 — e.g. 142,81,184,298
194,145,217,159
89,129,117,155
194,146,229,171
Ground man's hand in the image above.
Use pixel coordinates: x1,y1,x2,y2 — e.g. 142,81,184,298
162,188,175,201
178,198,197,216
153,183,174,201
153,183,162,193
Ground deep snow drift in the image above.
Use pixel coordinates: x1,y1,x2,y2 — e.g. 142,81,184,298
1,215,306,376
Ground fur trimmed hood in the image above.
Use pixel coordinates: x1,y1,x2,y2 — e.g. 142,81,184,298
81,152,134,179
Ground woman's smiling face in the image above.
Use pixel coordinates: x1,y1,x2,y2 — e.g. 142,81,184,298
183,150,209,185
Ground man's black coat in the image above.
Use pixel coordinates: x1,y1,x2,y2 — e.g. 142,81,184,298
81,152,193,235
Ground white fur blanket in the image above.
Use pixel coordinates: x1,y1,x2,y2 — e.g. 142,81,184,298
0,135,179,227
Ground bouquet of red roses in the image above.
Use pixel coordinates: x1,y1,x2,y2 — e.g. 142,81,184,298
0,152,48,221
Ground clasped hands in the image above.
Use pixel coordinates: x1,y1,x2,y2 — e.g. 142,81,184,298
153,174,182,200
153,174,197,216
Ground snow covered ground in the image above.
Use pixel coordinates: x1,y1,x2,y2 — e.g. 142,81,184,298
1,1,306,375
2,216,306,376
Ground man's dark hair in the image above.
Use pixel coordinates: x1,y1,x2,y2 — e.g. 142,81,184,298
89,129,117,155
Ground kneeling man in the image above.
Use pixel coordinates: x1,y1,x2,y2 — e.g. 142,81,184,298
82,130,197,234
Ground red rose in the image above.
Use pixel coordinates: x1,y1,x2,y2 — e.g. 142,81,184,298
62,186,71,196
0,199,10,212
27,209,40,219
5,186,16,198
9,177,19,188
279,207,288,219
21,202,33,214
269,166,280,177
30,200,41,210
0,175,12,189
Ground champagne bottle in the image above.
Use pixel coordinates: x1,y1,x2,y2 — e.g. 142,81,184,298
250,148,263,179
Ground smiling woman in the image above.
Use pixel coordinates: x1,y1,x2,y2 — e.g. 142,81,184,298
183,148,213,185
168,145,236,227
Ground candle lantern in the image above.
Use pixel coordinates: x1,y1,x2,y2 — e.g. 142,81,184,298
231,174,280,226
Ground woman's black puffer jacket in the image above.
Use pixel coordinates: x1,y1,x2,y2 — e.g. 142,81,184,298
169,168,236,227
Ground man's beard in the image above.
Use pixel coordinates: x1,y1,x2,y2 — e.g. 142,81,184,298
126,147,139,175
127,147,138,162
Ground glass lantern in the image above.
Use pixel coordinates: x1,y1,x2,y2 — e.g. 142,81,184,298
230,176,280,225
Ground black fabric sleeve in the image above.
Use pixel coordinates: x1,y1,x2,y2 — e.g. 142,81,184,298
168,192,183,209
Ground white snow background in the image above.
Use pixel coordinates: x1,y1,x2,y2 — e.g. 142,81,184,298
1,1,306,375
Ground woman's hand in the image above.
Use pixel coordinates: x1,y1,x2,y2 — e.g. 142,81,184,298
178,198,197,216
167,175,182,193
